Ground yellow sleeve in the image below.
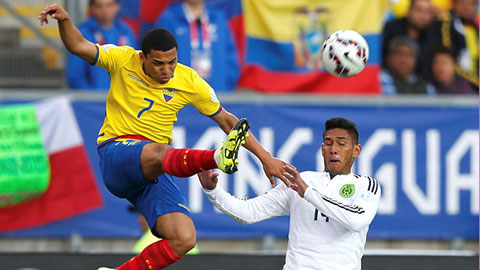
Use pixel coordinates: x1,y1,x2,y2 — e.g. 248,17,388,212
191,73,221,116
94,44,133,73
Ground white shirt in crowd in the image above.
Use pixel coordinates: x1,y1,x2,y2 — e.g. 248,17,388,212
204,171,381,270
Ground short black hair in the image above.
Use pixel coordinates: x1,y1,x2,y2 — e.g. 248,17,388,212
142,28,178,56
431,45,455,61
323,117,359,144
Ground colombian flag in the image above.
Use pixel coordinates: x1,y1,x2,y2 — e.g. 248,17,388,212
237,0,385,94
0,97,102,232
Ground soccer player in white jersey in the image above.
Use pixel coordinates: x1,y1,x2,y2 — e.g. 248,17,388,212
198,117,381,270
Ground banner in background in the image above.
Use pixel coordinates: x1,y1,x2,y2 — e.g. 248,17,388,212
1,101,477,239
238,0,385,94
0,98,102,233
0,104,50,207
119,0,383,94
119,0,170,42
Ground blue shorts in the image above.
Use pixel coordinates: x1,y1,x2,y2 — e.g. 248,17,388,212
98,139,192,237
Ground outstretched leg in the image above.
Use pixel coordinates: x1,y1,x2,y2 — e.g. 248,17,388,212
141,118,250,179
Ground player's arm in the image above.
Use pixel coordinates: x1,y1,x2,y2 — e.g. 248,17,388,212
38,4,97,64
284,166,380,232
211,109,290,187
198,170,290,224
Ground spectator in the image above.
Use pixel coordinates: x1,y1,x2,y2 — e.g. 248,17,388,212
67,0,136,90
155,0,240,92
423,0,479,89
382,0,434,74
381,36,435,95
388,0,452,19
430,46,476,94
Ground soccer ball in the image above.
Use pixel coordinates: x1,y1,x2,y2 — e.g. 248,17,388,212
320,30,369,78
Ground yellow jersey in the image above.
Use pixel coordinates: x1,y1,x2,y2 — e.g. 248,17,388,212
94,44,221,145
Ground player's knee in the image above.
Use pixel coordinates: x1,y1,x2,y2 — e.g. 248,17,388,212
183,235,197,253
171,231,196,255
142,143,171,166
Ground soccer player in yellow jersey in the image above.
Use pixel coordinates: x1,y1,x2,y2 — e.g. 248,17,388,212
39,3,289,270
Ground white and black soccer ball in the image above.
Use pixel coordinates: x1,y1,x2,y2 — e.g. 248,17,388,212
321,30,369,78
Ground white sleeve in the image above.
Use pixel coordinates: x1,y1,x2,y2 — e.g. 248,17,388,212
203,183,290,225
303,177,381,232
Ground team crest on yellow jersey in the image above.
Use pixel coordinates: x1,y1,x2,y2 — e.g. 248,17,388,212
163,89,176,103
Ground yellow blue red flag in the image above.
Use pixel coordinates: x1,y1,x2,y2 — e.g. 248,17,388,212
236,0,386,94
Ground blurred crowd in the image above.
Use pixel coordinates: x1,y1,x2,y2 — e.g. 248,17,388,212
381,0,478,95
68,0,479,95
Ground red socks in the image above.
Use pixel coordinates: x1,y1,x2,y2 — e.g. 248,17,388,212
162,148,217,177
116,239,182,270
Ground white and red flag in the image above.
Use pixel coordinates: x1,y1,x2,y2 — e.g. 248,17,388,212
0,97,102,232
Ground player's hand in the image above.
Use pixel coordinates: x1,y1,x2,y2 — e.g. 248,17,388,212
283,164,308,197
38,3,69,25
261,156,291,188
197,170,219,190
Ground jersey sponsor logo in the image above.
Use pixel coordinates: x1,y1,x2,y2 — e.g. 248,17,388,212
339,184,355,198
163,89,176,103
127,74,149,87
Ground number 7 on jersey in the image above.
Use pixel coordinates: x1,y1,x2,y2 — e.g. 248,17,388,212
137,98,154,118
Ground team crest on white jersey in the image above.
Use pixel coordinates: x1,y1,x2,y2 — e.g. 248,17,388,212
163,89,176,103
339,184,355,198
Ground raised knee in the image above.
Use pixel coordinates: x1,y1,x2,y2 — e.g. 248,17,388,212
151,143,171,163
171,233,196,256
183,236,197,253
141,143,171,168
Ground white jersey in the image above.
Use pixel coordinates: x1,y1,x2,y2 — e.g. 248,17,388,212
204,171,381,270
